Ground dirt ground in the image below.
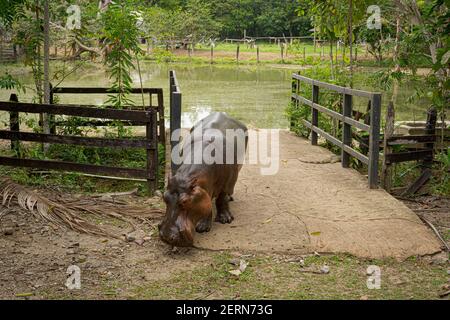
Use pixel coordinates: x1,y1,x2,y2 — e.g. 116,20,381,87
0,130,448,300
0,192,448,300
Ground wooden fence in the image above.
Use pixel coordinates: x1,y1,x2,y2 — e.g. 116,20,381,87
291,74,382,189
0,87,164,194
169,70,182,175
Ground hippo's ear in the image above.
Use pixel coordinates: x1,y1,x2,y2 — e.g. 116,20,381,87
191,186,212,214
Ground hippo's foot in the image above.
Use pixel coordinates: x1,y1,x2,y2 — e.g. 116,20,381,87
196,216,212,233
215,210,234,224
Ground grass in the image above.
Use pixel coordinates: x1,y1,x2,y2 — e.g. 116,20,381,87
131,252,448,300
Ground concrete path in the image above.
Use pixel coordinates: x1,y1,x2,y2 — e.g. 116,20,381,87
195,130,442,259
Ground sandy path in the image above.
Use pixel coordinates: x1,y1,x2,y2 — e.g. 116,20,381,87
195,130,442,259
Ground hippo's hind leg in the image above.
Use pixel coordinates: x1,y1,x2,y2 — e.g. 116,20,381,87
215,192,234,224
196,212,212,233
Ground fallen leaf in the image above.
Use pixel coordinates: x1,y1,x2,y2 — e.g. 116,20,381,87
310,231,321,236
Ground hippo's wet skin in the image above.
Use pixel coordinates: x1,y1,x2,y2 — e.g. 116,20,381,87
159,112,248,247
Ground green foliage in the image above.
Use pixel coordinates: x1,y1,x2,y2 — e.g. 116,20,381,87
101,2,143,109
0,72,25,92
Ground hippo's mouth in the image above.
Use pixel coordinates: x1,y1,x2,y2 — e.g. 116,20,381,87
158,223,194,247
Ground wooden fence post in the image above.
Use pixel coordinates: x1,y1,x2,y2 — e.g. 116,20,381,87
342,93,353,167
381,101,395,191
256,46,260,63
280,44,284,62
368,93,382,189
210,45,214,64
311,84,319,146
236,44,240,63
303,47,306,61
424,107,437,168
146,108,158,195
9,94,20,155
157,91,165,145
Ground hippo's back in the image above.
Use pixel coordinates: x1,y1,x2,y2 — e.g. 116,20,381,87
193,112,247,134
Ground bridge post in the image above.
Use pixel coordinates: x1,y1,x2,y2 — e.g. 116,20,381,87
311,84,319,145
342,93,353,167
368,93,381,189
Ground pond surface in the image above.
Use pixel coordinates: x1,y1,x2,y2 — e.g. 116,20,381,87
0,62,429,129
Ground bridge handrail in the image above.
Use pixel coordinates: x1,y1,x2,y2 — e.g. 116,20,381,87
291,73,381,189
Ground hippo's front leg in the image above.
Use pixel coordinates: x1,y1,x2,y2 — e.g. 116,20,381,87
215,192,234,224
196,212,212,233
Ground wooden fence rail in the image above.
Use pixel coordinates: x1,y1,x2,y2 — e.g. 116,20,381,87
291,74,382,189
0,90,161,194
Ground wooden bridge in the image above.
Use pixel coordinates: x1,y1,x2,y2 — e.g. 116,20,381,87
169,72,442,259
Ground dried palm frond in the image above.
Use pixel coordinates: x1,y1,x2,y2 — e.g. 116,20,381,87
0,177,164,239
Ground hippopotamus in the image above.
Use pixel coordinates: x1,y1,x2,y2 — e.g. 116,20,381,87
159,112,248,247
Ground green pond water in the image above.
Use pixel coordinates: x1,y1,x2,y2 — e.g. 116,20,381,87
0,62,430,129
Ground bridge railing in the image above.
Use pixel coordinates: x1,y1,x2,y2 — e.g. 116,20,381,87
291,74,382,189
169,70,182,175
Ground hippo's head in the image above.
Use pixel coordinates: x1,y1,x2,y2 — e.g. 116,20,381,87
159,177,212,247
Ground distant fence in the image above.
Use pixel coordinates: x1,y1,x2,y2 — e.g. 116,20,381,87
169,70,182,175
0,87,165,194
291,74,382,189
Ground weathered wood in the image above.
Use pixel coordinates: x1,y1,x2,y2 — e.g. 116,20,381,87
292,74,377,99
388,135,437,145
381,101,395,192
0,156,147,179
147,108,158,194
423,107,437,168
368,94,381,189
236,44,240,63
156,91,165,145
256,46,260,63
385,150,433,164
0,102,152,122
342,94,353,168
52,87,163,95
292,93,370,132
402,169,432,196
9,94,19,153
0,130,152,149
311,85,319,145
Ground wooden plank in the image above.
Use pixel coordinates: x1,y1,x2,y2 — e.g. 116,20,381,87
9,94,19,153
342,145,369,165
343,116,370,132
292,93,370,132
368,94,381,189
302,119,342,148
311,85,319,146
0,102,152,122
385,150,433,164
292,74,377,98
52,87,163,95
381,101,395,191
0,130,151,149
0,156,147,179
342,94,353,168
387,135,437,145
146,109,158,194
402,169,432,196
